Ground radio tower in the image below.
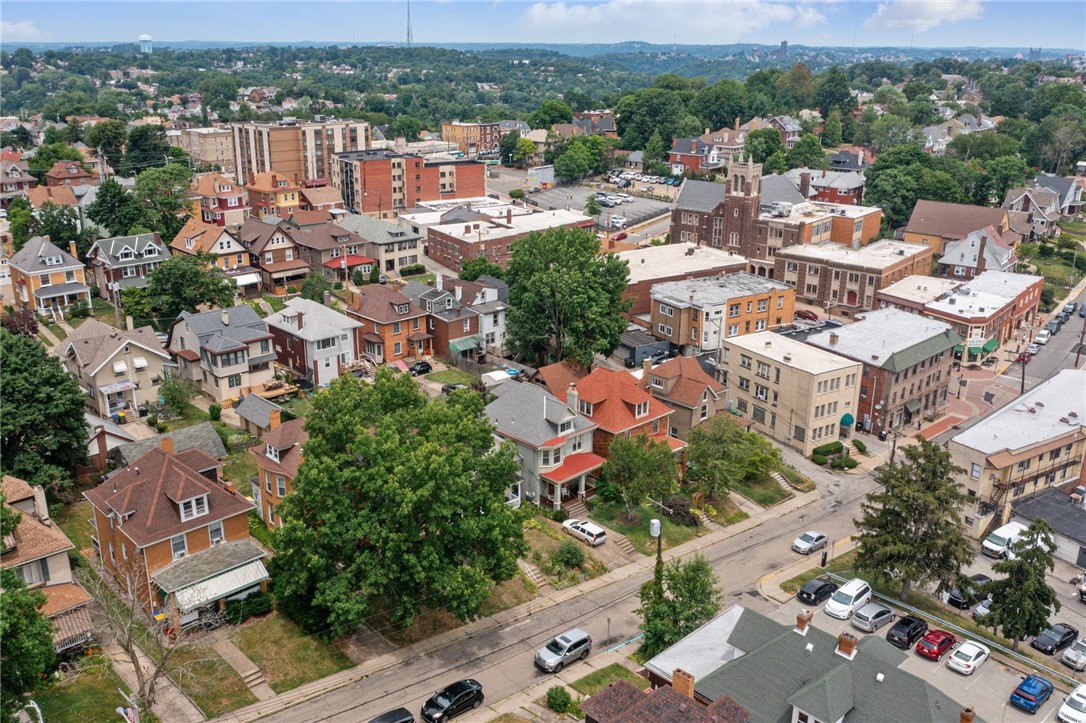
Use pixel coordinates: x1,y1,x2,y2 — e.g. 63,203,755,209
405,0,414,48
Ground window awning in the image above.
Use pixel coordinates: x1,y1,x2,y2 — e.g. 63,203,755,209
231,272,261,287
113,361,128,374
133,356,148,370
981,338,999,353
905,399,922,413
449,336,482,353
99,380,137,395
171,559,269,613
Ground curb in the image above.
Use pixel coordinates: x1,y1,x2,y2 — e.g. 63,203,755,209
756,536,858,605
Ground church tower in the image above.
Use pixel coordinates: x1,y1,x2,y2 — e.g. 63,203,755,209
722,156,762,260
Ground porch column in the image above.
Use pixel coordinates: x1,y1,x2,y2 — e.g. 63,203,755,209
578,474,585,497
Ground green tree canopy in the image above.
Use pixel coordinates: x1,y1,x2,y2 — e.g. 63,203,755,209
601,433,679,516
145,252,236,323
820,109,843,147
615,88,687,150
528,99,573,129
26,142,85,181
87,177,146,237
786,133,826,170
512,137,536,166
743,127,784,164
637,555,723,657
26,202,95,258
813,65,855,116
385,115,422,142
122,124,171,176
853,439,973,600
642,130,668,174
0,568,56,721
686,415,781,501
691,79,748,131
270,370,526,636
131,163,193,241
83,118,128,172
0,331,87,497
458,255,504,282
5,197,33,251
505,227,631,367
978,519,1060,651
300,272,332,302
585,195,602,217
498,129,521,165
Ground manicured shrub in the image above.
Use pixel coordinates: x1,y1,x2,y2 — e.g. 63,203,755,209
852,439,867,454
224,591,273,624
333,281,343,291
286,285,298,294
812,454,828,466
812,441,844,456
840,457,859,469
551,540,585,570
208,403,222,421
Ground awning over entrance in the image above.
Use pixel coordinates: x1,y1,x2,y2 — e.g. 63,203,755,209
905,399,922,414
840,412,855,427
52,607,94,653
407,331,432,341
230,273,261,287
152,541,268,613
35,282,90,300
449,336,482,353
541,452,606,484
981,338,999,354
99,380,137,395
966,337,998,354
322,255,375,270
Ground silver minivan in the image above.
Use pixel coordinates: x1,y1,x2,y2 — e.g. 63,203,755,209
534,628,592,673
850,602,895,633
824,578,872,619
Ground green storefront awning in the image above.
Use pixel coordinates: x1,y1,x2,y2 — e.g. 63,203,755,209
954,343,964,353
840,413,855,427
905,399,922,414
981,338,999,353
449,336,482,353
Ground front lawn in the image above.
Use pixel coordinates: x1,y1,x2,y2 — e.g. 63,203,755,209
262,294,287,313
588,501,701,555
161,403,209,432
167,644,257,718
53,500,97,556
779,465,816,492
731,472,792,507
47,323,67,341
222,448,257,486
425,368,478,386
570,662,650,696
524,522,606,588
35,666,131,721
233,613,352,694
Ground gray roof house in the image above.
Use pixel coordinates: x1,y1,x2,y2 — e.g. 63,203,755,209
335,213,424,275
675,179,726,213
938,226,1016,279
759,174,807,212
264,296,361,386
9,235,92,321
110,421,228,467
85,232,166,305
1029,173,1084,217
167,305,276,403
645,604,983,723
485,380,601,511
234,394,287,438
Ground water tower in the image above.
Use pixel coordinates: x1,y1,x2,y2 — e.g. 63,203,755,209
139,35,153,54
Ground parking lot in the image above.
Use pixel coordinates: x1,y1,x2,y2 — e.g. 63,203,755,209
526,184,672,231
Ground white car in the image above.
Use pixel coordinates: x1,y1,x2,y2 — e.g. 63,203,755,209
609,216,628,228
1035,330,1051,345
562,518,607,546
946,640,990,675
1063,637,1086,671
791,530,828,555
1058,683,1086,723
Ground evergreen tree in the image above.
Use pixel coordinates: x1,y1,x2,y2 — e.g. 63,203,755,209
820,109,843,147
637,555,723,657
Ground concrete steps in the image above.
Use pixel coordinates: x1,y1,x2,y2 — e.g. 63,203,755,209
608,532,637,557
770,471,792,490
563,500,590,519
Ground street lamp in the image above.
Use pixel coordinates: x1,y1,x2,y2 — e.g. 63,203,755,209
650,518,664,592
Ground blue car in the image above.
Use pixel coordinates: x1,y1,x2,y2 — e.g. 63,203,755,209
1010,675,1054,714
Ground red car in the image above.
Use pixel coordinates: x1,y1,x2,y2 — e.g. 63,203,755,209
794,309,819,321
612,232,628,241
915,630,957,660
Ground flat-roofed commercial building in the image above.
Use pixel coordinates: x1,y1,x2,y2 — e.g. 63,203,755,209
232,118,370,185
426,208,594,272
616,244,748,316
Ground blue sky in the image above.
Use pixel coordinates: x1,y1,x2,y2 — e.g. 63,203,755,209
2,1,1083,50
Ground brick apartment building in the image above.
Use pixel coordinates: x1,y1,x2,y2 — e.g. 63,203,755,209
177,127,236,175
774,240,933,315
331,149,487,217
231,118,370,185
616,244,748,316
441,121,501,156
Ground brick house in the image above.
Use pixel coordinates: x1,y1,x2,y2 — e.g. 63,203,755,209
938,226,1016,279
236,217,310,293
43,160,94,188
250,417,307,531
245,172,301,219
290,220,375,283
86,232,165,304
331,149,487,217
639,356,726,440
344,284,432,364
189,172,249,227
84,443,268,626
402,278,484,361
2,476,94,654
9,235,92,321
784,168,865,205
902,200,1009,256
265,297,360,386
774,240,934,315
166,305,276,403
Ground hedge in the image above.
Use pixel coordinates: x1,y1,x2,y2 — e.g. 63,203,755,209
224,591,273,624
852,439,867,454
400,264,427,276
812,441,844,457
831,457,859,470
812,454,828,466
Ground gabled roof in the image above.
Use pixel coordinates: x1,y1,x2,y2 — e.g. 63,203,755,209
59,318,167,375
284,208,332,227
245,171,300,193
1,475,37,505
251,417,307,479
190,172,243,198
111,422,228,466
486,381,595,448
234,394,285,431
26,185,79,208
347,284,426,324
1029,173,1078,207
85,448,252,548
87,232,164,269
292,221,364,251
533,360,590,398
904,200,1006,239
236,216,297,254
940,226,1015,272
298,186,343,208
170,217,237,255
10,235,84,274
579,680,751,723
44,160,92,181
1,478,76,568
759,174,807,209
576,367,674,435
266,296,361,342
675,179,726,213
640,356,725,409
784,168,865,192
174,304,270,355
806,308,961,373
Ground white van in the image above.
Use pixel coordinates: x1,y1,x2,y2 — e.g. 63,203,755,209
824,578,872,619
981,521,1029,559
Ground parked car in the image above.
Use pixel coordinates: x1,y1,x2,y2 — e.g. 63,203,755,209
947,574,992,609
794,309,819,321
562,518,607,546
421,679,484,722
851,602,895,633
612,232,628,241
791,530,828,555
1058,683,1086,723
1026,342,1041,355
409,360,433,376
1066,301,1080,315
370,708,415,723
1045,319,1062,335
1010,675,1054,714
972,596,994,620
797,578,838,605
534,628,591,673
1062,637,1086,671
824,578,872,619
916,630,957,660
947,640,990,675
1035,330,1052,345
441,383,468,396
609,216,628,228
886,615,929,649
1032,623,1079,655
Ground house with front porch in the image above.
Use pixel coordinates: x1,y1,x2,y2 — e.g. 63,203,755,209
2,476,94,654
637,356,726,441
344,284,431,364
84,441,268,628
169,217,261,297
292,220,375,285
401,277,484,362
166,305,276,403
86,232,166,305
486,380,601,512
265,297,360,386
59,318,171,419
9,235,92,321
250,417,307,531
236,217,309,293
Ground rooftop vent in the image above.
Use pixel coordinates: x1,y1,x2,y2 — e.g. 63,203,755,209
876,673,885,683
1036,401,1045,407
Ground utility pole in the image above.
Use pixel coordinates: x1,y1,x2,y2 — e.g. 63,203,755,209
1075,309,1086,368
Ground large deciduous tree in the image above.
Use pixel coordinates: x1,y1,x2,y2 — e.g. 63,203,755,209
615,88,687,150
853,439,973,600
83,118,128,172
505,227,631,367
686,415,781,502
121,124,171,175
271,370,526,636
0,568,56,722
743,127,784,164
0,331,87,498
813,65,855,117
528,99,573,129
786,133,826,170
601,433,679,517
820,109,843,147
978,519,1061,651
87,177,147,237
145,252,235,323
131,163,193,241
691,79,748,131
637,555,722,657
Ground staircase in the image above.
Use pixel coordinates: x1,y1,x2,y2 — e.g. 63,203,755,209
519,560,549,590
770,471,792,491
241,668,268,690
563,499,590,519
608,531,637,557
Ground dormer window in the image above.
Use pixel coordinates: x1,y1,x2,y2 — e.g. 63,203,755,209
650,376,663,388
266,443,280,462
396,304,410,314
143,246,158,257
445,298,452,309
559,419,573,434
179,494,209,521
578,400,593,416
277,180,288,188
43,255,63,266
634,401,649,418
118,248,134,260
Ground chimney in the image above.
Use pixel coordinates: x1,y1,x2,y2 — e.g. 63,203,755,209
836,632,858,660
960,708,976,723
643,357,653,376
436,275,444,291
160,436,174,454
799,171,811,199
506,209,512,224
976,234,988,274
31,485,51,526
296,311,304,329
566,383,579,411
268,409,281,431
734,117,740,131
672,668,696,700
829,332,839,346
795,608,814,635
221,310,230,326
69,241,79,257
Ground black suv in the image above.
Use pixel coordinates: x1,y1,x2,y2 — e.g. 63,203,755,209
421,679,483,722
886,615,929,649
409,360,433,376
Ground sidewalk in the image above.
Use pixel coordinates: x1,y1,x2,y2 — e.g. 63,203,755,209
103,640,206,723
212,487,821,721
